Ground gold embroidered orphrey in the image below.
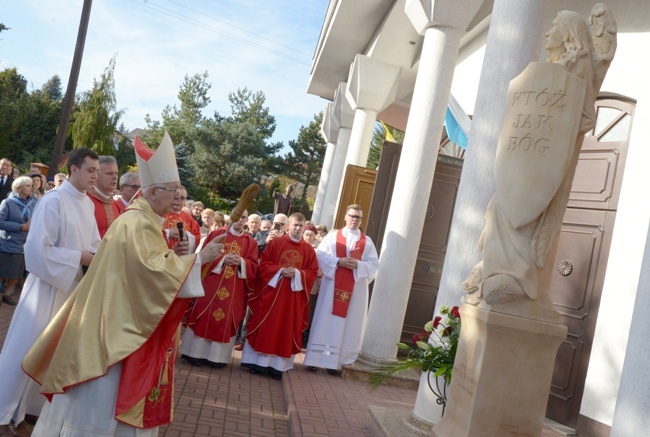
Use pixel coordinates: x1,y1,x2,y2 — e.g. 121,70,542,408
223,266,235,279
217,287,230,300
334,289,351,303
279,250,303,268
212,308,225,322
222,240,242,279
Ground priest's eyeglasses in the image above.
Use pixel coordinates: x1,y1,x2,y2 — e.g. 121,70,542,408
347,214,362,220
154,186,182,194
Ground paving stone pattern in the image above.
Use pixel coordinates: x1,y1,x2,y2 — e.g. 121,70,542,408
0,291,564,436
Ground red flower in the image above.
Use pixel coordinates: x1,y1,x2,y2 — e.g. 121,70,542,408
451,306,460,318
420,330,430,341
442,326,453,337
432,316,442,329
412,334,422,343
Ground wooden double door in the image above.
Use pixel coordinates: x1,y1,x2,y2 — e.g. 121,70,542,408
362,141,464,344
546,96,635,428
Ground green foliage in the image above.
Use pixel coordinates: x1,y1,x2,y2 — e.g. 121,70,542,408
281,112,326,214
190,87,280,205
41,75,63,101
256,178,281,214
70,56,123,154
178,71,211,127
114,133,137,175
174,142,195,191
229,88,275,139
0,67,26,102
145,71,211,147
192,117,267,199
367,122,404,169
0,68,63,165
370,305,461,390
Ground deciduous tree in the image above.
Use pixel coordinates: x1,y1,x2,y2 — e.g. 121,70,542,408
69,56,123,155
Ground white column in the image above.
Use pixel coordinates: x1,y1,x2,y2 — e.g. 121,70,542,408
343,54,401,169
320,83,354,229
311,103,339,225
414,0,549,425
320,128,350,229
344,108,377,168
611,223,650,436
359,0,483,366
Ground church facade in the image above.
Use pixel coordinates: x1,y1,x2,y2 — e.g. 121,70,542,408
307,1,650,435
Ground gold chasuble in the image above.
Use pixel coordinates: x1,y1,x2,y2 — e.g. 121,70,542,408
22,197,197,429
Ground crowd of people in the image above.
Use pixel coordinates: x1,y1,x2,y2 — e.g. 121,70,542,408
0,139,379,436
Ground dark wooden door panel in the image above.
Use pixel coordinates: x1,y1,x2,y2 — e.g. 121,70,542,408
546,96,634,428
402,158,462,343
568,98,633,211
569,147,623,209
364,139,463,343
547,209,616,427
366,141,401,254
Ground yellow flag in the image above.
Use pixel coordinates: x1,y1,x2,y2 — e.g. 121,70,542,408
380,121,396,142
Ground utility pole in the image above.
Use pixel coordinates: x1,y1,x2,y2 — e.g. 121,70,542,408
48,0,93,177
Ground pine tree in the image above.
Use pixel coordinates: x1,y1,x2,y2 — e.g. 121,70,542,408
282,112,326,213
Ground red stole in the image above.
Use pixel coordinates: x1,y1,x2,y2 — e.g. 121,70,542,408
115,297,190,428
333,229,366,318
87,189,120,238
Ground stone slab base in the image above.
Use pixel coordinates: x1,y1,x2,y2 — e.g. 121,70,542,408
432,304,568,437
544,418,577,436
576,414,610,437
367,405,432,437
343,354,421,390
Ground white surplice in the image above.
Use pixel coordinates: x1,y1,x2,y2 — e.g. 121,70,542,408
0,181,101,426
303,227,379,370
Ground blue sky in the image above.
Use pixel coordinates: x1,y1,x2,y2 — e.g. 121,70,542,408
0,0,329,151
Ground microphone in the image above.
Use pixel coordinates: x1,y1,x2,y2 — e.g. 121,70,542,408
177,222,185,241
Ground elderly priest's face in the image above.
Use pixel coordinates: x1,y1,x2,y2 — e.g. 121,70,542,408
146,182,183,216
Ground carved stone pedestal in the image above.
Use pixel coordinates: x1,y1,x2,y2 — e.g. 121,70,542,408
432,303,567,437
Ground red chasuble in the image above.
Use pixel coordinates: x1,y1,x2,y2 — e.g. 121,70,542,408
87,187,121,238
246,235,318,358
333,229,366,318
163,210,201,247
184,228,258,342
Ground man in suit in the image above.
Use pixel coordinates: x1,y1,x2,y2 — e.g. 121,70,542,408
0,158,14,201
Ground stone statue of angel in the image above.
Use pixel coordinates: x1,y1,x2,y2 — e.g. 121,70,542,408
462,5,617,320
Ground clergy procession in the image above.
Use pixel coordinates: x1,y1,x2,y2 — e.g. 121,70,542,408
0,133,379,436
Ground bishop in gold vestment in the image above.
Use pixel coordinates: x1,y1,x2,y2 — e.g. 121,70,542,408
22,133,225,436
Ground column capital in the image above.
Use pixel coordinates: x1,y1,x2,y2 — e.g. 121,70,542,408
320,103,340,144
346,54,401,113
405,0,485,35
332,82,355,129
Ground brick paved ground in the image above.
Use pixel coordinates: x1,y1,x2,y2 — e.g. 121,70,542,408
1,290,565,436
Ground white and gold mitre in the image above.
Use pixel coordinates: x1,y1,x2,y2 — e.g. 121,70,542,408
134,131,180,187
